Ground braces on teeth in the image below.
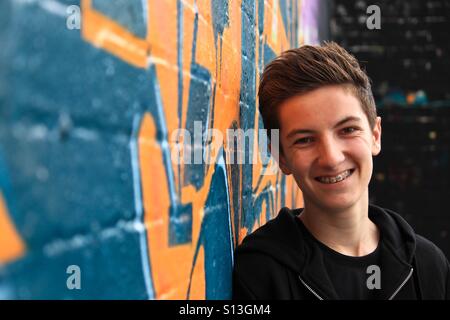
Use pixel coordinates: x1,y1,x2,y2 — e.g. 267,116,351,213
317,170,352,184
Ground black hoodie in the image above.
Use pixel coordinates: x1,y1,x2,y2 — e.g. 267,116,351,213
233,204,450,300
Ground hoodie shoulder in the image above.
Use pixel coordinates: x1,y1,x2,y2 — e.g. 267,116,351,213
414,234,450,299
233,207,307,299
415,234,449,271
232,209,295,299
235,207,304,257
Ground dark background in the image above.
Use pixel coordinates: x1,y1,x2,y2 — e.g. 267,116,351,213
328,0,450,259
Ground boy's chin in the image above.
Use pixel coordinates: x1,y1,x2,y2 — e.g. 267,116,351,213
306,194,360,213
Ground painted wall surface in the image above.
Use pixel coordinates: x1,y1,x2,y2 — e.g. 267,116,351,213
0,0,319,299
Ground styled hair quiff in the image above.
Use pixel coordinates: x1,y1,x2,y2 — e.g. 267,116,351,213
258,42,377,133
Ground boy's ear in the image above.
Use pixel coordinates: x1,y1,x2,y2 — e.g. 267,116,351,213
371,116,382,156
269,142,292,175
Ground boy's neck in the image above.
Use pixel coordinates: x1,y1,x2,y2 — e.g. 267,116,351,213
299,195,380,257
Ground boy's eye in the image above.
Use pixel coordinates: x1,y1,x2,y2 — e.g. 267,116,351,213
342,127,358,134
294,137,314,145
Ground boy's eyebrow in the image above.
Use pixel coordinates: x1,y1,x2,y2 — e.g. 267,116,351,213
286,116,362,139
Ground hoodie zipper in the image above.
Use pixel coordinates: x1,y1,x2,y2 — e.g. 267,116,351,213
298,276,324,300
299,267,414,300
388,268,414,300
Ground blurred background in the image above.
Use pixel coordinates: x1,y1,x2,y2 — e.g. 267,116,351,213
0,0,448,299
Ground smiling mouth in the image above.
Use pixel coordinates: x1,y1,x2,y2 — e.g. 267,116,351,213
315,169,355,184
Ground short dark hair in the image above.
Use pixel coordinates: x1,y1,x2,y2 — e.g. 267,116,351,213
258,42,377,133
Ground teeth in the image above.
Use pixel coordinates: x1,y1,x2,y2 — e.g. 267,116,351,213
317,170,352,184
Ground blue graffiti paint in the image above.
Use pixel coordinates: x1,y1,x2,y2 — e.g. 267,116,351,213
183,63,212,191
263,44,276,66
293,0,299,47
278,0,301,47
177,0,184,130
203,153,233,299
183,8,213,192
0,0,11,102
258,0,264,35
177,0,184,196
2,3,152,243
145,66,192,247
0,2,154,298
169,203,193,246
188,151,232,299
279,0,289,43
130,115,155,299
183,65,212,187
240,0,258,233
211,0,230,47
2,227,149,299
0,148,20,245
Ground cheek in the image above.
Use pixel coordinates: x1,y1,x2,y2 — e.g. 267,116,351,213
289,152,312,177
349,140,374,180
348,137,374,159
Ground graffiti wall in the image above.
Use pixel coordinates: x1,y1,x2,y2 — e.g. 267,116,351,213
0,0,320,299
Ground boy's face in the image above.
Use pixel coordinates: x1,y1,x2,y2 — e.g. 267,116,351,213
277,85,381,213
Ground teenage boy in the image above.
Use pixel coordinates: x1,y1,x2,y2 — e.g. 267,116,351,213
232,42,450,300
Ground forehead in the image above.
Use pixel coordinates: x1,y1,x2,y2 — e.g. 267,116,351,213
278,86,367,131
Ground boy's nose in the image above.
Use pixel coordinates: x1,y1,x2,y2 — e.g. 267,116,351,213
317,137,345,169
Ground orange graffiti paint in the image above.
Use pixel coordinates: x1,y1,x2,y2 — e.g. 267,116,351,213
0,193,26,264
81,0,150,68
